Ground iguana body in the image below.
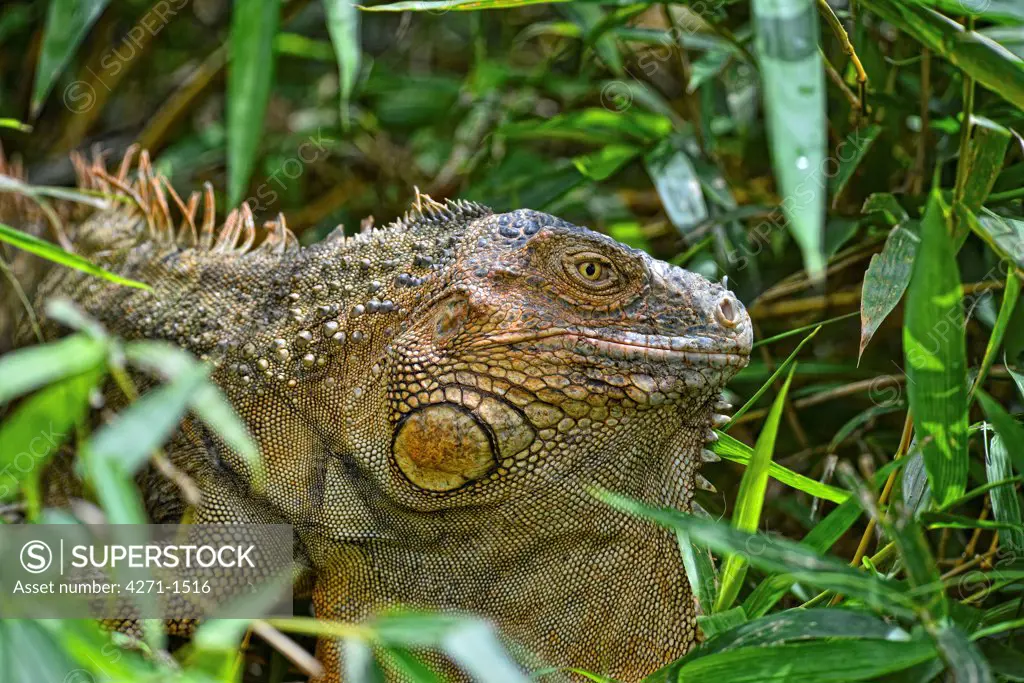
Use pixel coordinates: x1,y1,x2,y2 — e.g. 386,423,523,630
2,149,752,680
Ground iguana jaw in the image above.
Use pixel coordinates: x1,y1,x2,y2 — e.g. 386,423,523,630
472,328,750,367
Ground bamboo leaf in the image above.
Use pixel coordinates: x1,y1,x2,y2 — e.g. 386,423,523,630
987,433,1024,552
970,271,1021,398
977,390,1024,475
697,607,747,640
716,365,796,612
85,364,208,474
691,609,914,661
30,0,109,117
123,341,262,480
361,0,568,11
0,222,150,290
831,125,883,204
727,325,820,427
673,639,937,682
859,0,1024,112
227,0,280,207
903,191,969,506
0,118,32,132
741,459,906,617
677,522,719,616
974,212,1024,272
859,222,920,361
573,145,640,182
713,431,850,504
0,368,103,503
961,117,1012,213
598,492,918,617
645,138,709,237
324,0,361,129
498,109,672,145
0,334,107,405
442,621,530,683
932,623,994,683
915,0,1024,26
752,0,827,279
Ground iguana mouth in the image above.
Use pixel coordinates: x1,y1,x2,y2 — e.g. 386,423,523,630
475,329,750,366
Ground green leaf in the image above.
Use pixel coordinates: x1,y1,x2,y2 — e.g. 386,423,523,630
0,368,103,502
498,109,672,145
344,640,386,682
0,172,112,210
716,365,795,612
0,222,150,290
960,117,1012,214
1009,364,1024,400
986,434,1024,551
859,0,1024,112
573,145,640,182
85,364,209,474
863,193,909,225
915,0,1024,25
598,492,918,616
977,390,1024,475
903,191,969,506
0,118,32,132
690,609,913,663
380,648,445,683
678,521,718,617
361,0,568,11
274,32,335,61
712,432,849,503
673,637,937,681
563,3,624,76
830,125,883,204
742,459,906,617
920,511,1024,532
932,623,994,683
0,334,106,405
970,271,1021,398
859,222,920,361
0,621,82,683
123,342,261,479
752,0,827,279
30,0,109,117
324,0,361,129
697,607,747,639
837,465,947,616
726,325,820,427
644,138,709,237
441,621,529,683
975,212,1024,273
81,449,148,525
227,0,280,208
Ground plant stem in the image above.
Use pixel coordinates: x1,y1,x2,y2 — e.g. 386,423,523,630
816,0,868,115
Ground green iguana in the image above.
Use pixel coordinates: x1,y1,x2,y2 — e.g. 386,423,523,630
1,147,752,681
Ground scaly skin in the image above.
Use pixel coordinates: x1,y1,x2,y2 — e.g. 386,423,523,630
4,150,752,680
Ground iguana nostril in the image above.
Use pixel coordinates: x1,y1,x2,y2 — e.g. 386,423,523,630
715,295,740,329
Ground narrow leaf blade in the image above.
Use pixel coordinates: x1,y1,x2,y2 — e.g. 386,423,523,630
903,191,969,506
227,0,280,207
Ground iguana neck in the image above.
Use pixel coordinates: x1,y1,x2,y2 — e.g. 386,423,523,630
309,426,702,680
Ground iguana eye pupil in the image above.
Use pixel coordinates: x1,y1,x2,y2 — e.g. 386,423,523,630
578,261,602,280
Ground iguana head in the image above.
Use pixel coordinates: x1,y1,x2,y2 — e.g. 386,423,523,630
384,208,751,506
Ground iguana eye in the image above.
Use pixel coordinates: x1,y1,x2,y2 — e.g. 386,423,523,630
577,261,604,281
568,253,616,288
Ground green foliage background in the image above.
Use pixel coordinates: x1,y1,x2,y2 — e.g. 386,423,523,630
0,0,1023,680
